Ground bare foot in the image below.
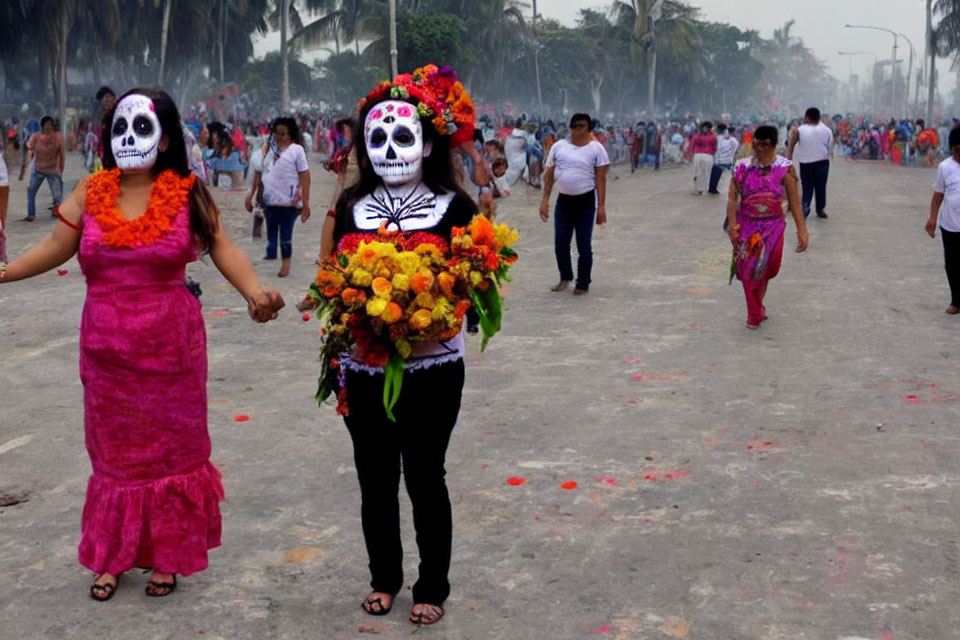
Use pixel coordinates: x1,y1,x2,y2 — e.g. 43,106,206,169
947,305,959,315
409,603,444,625
550,280,570,292
90,572,118,601
145,571,176,597
362,591,395,615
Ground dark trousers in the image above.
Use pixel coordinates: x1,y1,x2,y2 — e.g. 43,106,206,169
264,206,300,259
554,191,596,290
799,160,829,216
942,227,960,307
343,359,465,605
708,162,732,193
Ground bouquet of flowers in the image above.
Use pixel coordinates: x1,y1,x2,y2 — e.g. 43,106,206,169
308,215,518,420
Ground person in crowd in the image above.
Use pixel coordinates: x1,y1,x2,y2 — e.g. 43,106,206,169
19,115,65,221
503,118,527,186
639,120,661,170
690,121,717,195
925,127,960,315
214,133,245,190
0,88,284,601
916,120,940,168
539,112,609,295
709,124,739,195
786,107,833,219
244,117,311,278
0,127,7,261
727,124,808,329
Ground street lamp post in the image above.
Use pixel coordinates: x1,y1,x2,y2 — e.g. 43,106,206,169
846,24,898,117
838,51,878,113
898,32,916,118
388,0,398,78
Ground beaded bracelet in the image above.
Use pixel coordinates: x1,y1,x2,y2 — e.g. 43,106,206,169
0,261,7,279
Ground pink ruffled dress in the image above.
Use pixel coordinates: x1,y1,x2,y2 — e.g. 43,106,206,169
76,190,224,577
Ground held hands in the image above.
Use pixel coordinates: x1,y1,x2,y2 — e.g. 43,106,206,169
247,287,285,323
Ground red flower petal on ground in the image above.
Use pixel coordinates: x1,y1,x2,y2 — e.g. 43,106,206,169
57,269,68,276
302,313,311,322
560,481,578,490
506,476,526,486
234,415,250,422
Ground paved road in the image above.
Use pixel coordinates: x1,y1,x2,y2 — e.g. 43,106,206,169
1,153,957,640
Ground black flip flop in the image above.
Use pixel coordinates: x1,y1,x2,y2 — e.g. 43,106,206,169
145,574,177,597
409,603,444,625
90,577,118,602
362,592,396,616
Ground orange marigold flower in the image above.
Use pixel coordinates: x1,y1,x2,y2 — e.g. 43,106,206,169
381,301,404,324
341,288,367,306
437,271,457,298
410,308,434,331
454,299,472,320
372,277,393,298
468,214,496,248
410,269,434,294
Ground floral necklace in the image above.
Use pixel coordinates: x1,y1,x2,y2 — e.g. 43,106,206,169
86,168,196,248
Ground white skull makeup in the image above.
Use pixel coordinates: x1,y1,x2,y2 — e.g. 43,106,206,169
110,94,162,171
364,100,425,186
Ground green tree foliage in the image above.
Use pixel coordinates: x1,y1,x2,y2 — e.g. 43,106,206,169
396,12,466,71
315,51,383,110
243,51,314,103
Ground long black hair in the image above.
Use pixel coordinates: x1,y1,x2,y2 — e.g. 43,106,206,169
333,97,475,242
272,116,305,147
100,87,220,250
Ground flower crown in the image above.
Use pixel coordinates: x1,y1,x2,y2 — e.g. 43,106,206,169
357,64,475,148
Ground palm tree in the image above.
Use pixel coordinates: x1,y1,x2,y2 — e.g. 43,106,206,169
929,0,960,123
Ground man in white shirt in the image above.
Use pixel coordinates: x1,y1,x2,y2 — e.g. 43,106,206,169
708,124,739,194
539,113,610,295
925,126,960,314
787,107,833,219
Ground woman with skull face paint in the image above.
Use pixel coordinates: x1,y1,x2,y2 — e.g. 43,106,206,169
329,68,479,626
0,88,285,601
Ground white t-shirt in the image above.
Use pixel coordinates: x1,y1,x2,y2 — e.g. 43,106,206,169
261,143,309,207
545,138,610,196
715,135,739,164
0,150,8,186
934,156,960,232
793,122,833,164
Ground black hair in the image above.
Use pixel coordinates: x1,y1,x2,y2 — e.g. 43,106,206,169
754,124,778,146
805,107,821,123
950,126,960,149
472,129,485,145
716,123,727,133
701,121,713,131
334,97,475,244
916,119,925,128
96,86,116,102
728,127,736,134
335,118,354,135
272,116,305,147
100,87,220,251
40,115,54,128
206,121,226,149
570,113,592,130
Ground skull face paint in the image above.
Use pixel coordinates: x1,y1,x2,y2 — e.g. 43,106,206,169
365,100,424,186
110,94,162,171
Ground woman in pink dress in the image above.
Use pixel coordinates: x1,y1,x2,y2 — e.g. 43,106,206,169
0,88,284,601
726,125,808,328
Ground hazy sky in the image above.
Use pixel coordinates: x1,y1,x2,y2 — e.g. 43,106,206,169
541,0,958,88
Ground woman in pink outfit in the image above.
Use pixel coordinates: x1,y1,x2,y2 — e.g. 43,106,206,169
690,121,717,195
0,89,284,601
726,125,808,328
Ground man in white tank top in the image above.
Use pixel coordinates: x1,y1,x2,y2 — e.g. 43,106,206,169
787,107,833,219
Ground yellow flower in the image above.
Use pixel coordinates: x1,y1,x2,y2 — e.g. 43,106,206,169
372,277,393,299
414,291,436,309
469,270,483,286
349,268,373,287
494,224,519,248
391,273,411,292
395,338,412,359
431,297,454,322
397,252,421,275
410,308,433,330
366,297,388,317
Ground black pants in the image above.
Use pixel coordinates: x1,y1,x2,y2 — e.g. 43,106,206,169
942,227,960,307
343,359,465,604
708,162,732,193
798,160,830,216
554,191,596,290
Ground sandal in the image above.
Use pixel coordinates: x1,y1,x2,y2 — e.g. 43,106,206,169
145,574,177,597
409,603,444,625
90,575,118,602
362,591,396,616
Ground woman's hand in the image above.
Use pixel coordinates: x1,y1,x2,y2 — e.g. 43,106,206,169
727,224,739,247
244,193,254,213
247,287,285,323
926,217,938,238
796,226,809,252
301,205,311,223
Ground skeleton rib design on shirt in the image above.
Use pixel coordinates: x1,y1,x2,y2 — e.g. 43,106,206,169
353,182,455,231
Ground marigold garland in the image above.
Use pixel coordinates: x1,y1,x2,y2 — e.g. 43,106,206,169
86,168,196,248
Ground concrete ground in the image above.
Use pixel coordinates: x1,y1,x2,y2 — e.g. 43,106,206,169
1,151,958,640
